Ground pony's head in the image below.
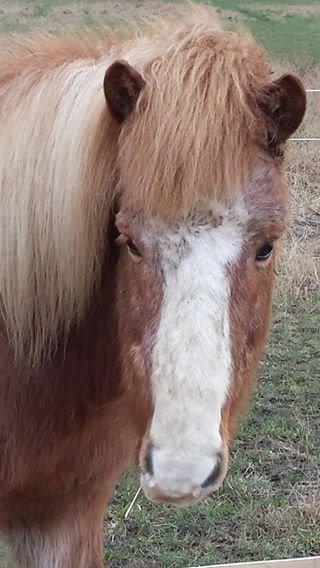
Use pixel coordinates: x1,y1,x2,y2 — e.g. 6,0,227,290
0,7,306,507
104,14,306,506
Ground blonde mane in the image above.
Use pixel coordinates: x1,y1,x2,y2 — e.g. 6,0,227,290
0,5,271,365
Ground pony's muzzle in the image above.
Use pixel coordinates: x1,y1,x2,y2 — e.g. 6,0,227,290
140,445,226,507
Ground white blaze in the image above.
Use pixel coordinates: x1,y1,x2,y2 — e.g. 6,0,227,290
143,216,243,498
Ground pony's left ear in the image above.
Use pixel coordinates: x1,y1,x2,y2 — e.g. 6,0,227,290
261,73,306,148
104,60,145,122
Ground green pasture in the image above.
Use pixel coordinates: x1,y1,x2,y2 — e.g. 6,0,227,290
211,0,320,63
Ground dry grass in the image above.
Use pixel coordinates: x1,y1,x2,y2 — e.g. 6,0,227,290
272,66,320,296
283,144,319,296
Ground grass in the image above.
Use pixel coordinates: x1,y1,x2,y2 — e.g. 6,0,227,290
0,0,320,62
209,1,320,62
104,295,320,567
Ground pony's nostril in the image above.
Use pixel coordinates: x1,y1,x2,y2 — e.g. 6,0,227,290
145,443,154,476
201,452,222,489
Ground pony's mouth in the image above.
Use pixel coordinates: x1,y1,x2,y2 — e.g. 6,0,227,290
140,470,224,508
139,446,227,507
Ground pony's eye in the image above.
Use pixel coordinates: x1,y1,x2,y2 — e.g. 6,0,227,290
256,242,273,262
127,239,141,258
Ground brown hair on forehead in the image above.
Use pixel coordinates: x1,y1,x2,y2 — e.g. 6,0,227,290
245,156,289,238
116,8,272,220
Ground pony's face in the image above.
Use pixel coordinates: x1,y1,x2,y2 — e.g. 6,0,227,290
115,158,287,507
105,59,306,507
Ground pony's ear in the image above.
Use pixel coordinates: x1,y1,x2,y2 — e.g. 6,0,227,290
104,60,145,122
261,73,306,148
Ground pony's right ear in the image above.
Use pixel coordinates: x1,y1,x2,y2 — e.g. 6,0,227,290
261,73,306,150
104,60,145,122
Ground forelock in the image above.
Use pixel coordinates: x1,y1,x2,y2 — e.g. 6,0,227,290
117,6,271,220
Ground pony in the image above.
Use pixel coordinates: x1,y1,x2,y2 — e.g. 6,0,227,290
0,5,306,567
